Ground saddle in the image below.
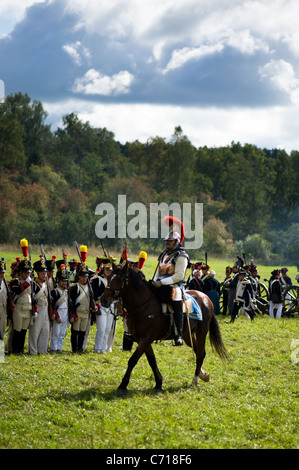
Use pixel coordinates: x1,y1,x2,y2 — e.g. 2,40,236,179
162,293,202,321
162,297,193,315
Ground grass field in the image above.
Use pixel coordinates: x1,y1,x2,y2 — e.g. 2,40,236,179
0,248,298,449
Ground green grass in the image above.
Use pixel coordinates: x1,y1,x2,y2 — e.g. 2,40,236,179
0,316,298,449
0,248,298,449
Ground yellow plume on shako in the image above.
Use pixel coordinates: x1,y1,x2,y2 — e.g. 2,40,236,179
20,238,29,259
138,251,147,269
80,245,88,264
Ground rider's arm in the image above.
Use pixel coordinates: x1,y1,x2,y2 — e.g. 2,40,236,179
160,256,188,286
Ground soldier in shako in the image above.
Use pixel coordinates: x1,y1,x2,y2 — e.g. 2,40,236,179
93,258,118,353
29,257,53,355
83,255,111,352
69,263,94,352
50,262,70,352
10,240,35,353
68,258,79,284
152,216,190,346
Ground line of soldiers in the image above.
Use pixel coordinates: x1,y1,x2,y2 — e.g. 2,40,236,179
186,256,294,322
0,239,147,355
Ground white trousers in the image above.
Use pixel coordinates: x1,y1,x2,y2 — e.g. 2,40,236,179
50,307,69,351
94,306,116,353
29,305,50,354
269,301,283,319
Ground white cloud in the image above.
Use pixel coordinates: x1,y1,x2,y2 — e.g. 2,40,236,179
162,29,269,74
62,0,299,61
43,99,299,153
226,29,269,55
62,41,91,66
72,68,134,96
259,59,299,104
162,43,224,74
3,0,299,152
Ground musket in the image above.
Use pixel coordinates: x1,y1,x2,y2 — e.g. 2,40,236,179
62,249,71,314
28,247,36,318
101,241,108,258
40,244,54,318
74,241,97,316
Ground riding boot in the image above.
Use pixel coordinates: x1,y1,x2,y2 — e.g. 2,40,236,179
122,332,134,351
173,300,183,346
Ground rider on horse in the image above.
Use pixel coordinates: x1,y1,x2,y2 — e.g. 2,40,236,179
152,216,189,346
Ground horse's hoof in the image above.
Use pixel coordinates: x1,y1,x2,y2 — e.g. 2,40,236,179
154,387,163,394
199,370,210,382
116,387,127,397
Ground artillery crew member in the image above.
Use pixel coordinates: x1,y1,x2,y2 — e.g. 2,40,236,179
29,258,53,355
152,216,189,346
269,269,283,319
227,268,254,323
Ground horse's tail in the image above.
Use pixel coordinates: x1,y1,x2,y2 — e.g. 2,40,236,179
209,314,229,360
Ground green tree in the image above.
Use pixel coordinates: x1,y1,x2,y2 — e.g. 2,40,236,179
1,92,51,168
168,126,196,198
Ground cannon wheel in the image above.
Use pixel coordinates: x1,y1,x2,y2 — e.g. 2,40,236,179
282,286,299,317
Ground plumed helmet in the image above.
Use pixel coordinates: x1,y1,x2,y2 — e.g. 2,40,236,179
163,216,185,244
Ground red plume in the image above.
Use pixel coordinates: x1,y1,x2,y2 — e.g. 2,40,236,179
163,216,185,244
138,251,147,270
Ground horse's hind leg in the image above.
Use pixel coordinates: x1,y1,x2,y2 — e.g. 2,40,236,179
192,338,210,387
145,344,163,393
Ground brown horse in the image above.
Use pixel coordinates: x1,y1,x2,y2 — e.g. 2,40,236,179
100,262,228,395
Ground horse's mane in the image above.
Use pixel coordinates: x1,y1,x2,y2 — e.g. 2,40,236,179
127,266,174,304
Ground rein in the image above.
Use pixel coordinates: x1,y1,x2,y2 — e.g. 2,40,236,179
106,270,162,320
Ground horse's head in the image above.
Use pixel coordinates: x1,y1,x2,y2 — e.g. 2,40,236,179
100,262,128,307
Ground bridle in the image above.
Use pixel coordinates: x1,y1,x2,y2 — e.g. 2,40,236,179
104,267,160,318
105,269,128,301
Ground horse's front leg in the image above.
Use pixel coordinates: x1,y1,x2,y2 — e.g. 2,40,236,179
117,343,145,396
145,344,163,393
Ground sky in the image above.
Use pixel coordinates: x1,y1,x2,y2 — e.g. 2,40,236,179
1,0,299,152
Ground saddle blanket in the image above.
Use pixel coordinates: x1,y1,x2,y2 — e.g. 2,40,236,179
162,292,202,321
184,292,203,321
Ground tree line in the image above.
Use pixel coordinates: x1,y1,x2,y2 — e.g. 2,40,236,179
1,92,299,264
